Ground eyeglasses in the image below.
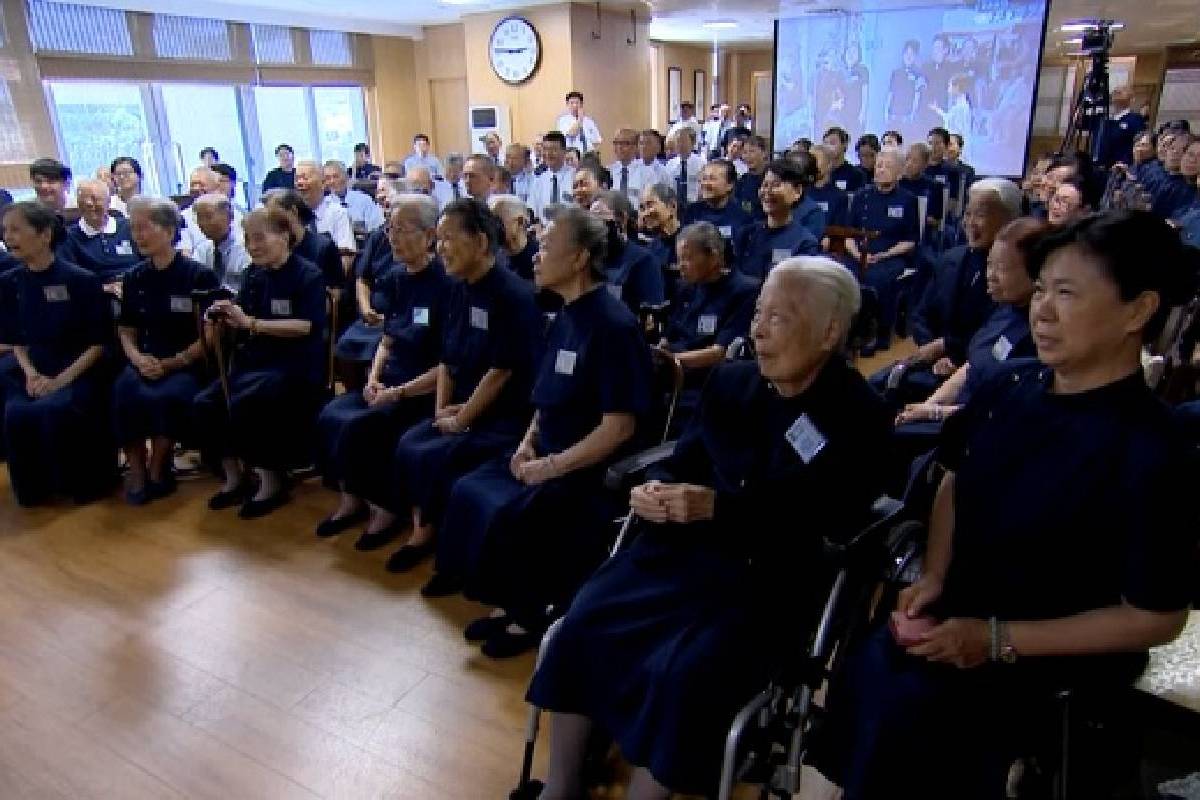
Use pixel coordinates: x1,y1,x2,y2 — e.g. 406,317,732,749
612,140,635,146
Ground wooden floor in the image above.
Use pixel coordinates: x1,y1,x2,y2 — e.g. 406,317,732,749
0,346,909,800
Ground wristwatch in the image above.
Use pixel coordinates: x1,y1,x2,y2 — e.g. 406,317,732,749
989,617,1018,664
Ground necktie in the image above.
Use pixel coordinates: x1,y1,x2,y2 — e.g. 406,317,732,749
579,120,588,152
452,183,461,200
213,243,225,282
679,158,688,202
552,173,559,205
620,165,629,194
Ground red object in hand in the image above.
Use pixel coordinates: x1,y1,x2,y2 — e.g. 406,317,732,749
889,610,937,647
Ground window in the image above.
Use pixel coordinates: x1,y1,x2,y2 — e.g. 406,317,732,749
309,30,353,67
1158,68,1200,132
152,14,231,61
28,1,133,55
160,85,249,204
253,86,316,168
313,87,367,168
0,81,24,162
252,24,294,64
47,81,160,192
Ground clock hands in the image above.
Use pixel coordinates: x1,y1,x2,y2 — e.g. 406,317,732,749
495,47,529,54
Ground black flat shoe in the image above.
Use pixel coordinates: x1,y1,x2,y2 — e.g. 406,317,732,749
355,521,405,552
463,613,509,643
208,482,252,510
481,625,542,659
316,507,369,538
384,539,435,570
146,473,177,501
420,572,463,598
238,490,290,519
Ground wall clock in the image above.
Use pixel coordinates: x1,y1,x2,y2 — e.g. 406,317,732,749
489,16,541,85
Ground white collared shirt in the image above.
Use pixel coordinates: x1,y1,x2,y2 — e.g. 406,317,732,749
192,235,253,292
664,153,705,204
528,164,577,221
556,113,603,154
511,168,534,203
335,188,385,232
403,153,444,178
178,204,244,255
314,194,356,252
667,117,703,145
607,160,658,204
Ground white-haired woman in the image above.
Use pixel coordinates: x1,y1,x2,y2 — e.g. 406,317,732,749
527,257,892,799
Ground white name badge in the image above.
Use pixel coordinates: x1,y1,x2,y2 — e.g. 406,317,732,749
771,248,791,265
115,240,134,256
992,335,1013,362
554,349,577,375
270,298,292,316
169,295,191,313
887,206,904,219
469,305,489,330
835,180,848,190
786,413,827,464
816,201,829,212
697,314,718,335
935,174,948,184
607,283,623,299
718,225,733,239
43,285,69,302
413,307,430,326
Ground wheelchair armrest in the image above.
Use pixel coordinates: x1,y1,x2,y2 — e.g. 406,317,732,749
822,496,905,566
604,441,677,492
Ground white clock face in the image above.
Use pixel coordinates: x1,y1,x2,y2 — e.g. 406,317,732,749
489,17,540,85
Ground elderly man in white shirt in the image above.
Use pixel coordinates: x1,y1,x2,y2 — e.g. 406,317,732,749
556,91,602,156
667,101,703,145
179,166,243,255
527,132,576,221
295,159,356,271
701,103,733,157
664,128,705,204
505,144,534,204
402,133,444,179
607,127,657,205
322,159,385,232
189,192,253,292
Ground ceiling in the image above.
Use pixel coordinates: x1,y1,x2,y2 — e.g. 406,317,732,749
86,0,1200,54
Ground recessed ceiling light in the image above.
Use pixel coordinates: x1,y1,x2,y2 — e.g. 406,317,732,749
702,20,738,29
439,0,488,6
1062,37,1084,44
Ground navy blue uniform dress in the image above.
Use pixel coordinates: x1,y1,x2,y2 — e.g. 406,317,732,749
334,252,436,365
296,229,345,293
113,255,218,446
191,254,327,471
734,170,765,220
925,161,964,207
646,230,680,302
380,264,541,525
504,237,539,282
807,183,850,227
735,215,821,279
831,161,866,193
316,261,454,498
605,239,665,315
354,226,393,285
849,185,919,347
439,287,654,624
60,217,141,283
527,357,891,794
1149,172,1198,221
0,259,114,505
822,362,1197,800
683,198,754,245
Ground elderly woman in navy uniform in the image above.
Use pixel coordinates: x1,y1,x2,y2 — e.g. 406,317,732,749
682,159,753,245
193,207,327,519
333,188,435,387
637,183,682,300
430,205,653,658
808,144,851,230
356,199,541,569
263,189,344,294
816,211,1198,800
527,257,890,799
844,146,919,355
0,202,114,505
60,179,141,288
113,197,219,504
736,159,822,278
590,190,664,315
313,195,454,542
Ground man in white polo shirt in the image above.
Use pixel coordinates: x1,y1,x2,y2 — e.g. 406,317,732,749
556,91,602,156
607,127,657,204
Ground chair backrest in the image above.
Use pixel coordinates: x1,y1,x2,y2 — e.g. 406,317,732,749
823,225,879,275
916,194,928,242
324,287,340,391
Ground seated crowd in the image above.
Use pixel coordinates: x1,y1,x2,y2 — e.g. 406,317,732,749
0,89,1197,800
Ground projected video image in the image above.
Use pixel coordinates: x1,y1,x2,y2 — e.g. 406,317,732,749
774,1,1048,176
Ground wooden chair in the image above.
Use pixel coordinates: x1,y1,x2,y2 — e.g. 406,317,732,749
823,225,880,275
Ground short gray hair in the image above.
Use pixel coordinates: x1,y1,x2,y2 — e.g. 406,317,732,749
970,177,1022,220
323,159,347,174
75,178,111,201
192,192,232,217
642,182,678,208
877,146,904,171
488,194,529,223
678,221,725,263
770,256,862,349
127,195,181,232
907,142,931,162
445,153,465,168
389,193,439,230
546,204,608,278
